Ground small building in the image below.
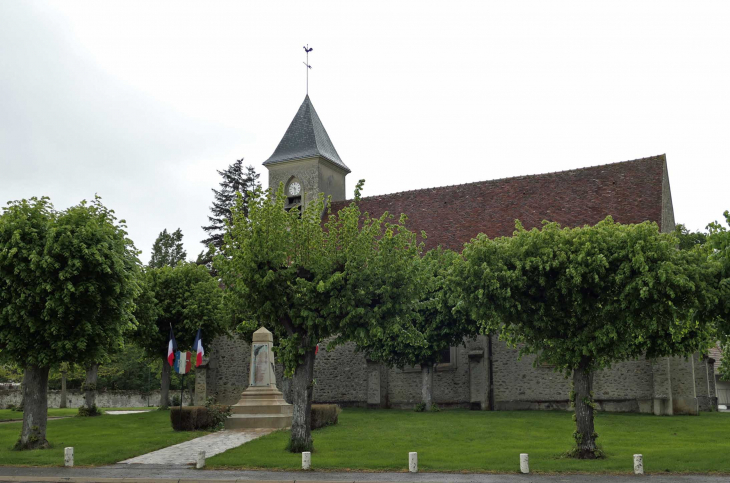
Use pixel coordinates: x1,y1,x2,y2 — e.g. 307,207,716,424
198,95,718,415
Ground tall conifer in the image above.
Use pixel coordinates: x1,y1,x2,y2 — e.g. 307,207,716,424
201,159,260,251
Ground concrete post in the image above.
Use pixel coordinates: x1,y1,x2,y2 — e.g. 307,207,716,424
64,447,74,467
520,453,529,474
196,451,206,469
302,451,311,470
634,454,644,475
409,452,418,473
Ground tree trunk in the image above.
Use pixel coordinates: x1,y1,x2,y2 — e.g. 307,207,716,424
572,361,598,459
160,356,171,408
421,364,434,411
84,363,99,411
288,347,316,453
60,369,67,408
17,365,50,450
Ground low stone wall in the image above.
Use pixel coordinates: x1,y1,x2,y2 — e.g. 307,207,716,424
0,389,191,409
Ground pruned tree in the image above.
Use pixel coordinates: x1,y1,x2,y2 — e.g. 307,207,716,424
0,197,139,449
201,159,260,252
359,247,478,411
708,211,730,379
149,228,187,268
216,182,423,452
131,262,226,408
452,217,716,459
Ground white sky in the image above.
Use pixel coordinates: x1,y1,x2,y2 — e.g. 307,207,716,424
1,1,728,263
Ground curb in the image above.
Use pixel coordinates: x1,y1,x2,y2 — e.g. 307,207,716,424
0,478,373,483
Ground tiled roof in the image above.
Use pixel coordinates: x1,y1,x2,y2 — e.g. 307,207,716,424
263,95,350,172
331,155,670,251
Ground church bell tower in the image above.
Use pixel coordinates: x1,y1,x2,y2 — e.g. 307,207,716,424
263,95,350,210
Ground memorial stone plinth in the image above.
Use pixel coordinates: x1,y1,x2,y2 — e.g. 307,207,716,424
225,327,293,430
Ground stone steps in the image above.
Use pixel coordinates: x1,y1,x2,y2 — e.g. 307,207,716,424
231,403,293,415
225,413,292,429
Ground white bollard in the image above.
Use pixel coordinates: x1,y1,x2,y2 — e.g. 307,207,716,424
409,452,418,473
302,451,311,470
64,447,74,467
520,453,529,474
196,450,206,469
634,454,644,475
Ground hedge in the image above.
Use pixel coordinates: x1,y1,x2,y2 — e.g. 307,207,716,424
311,404,341,430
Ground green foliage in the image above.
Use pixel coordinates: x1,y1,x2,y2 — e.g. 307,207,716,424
0,364,23,384
77,405,102,417
170,403,230,431
131,262,226,361
359,247,478,369
311,404,341,430
148,228,187,268
454,217,716,374
673,223,708,251
453,217,717,458
201,159,261,252
0,196,140,369
413,403,426,412
215,180,424,377
708,211,730,349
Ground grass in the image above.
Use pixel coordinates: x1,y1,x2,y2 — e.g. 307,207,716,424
0,409,202,466
207,408,730,474
0,407,156,421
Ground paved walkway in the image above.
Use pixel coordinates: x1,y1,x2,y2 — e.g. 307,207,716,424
119,429,274,465
0,465,728,483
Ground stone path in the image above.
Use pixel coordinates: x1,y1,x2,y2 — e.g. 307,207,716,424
119,429,274,465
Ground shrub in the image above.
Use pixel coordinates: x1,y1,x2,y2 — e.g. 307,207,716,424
170,394,181,407
171,404,232,431
77,405,102,417
414,403,426,412
311,404,340,430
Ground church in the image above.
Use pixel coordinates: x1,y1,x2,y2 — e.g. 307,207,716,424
198,95,719,416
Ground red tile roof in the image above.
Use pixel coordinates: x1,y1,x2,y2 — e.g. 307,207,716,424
332,155,670,252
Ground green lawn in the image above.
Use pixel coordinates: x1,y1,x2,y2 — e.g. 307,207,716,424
208,408,730,474
0,410,201,466
0,407,156,422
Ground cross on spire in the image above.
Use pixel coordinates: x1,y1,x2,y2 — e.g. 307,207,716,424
303,44,313,95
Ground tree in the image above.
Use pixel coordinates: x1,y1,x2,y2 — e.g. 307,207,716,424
201,159,260,252
149,228,187,268
216,182,423,452
453,217,716,459
708,211,730,379
131,262,226,408
0,197,139,449
358,247,478,410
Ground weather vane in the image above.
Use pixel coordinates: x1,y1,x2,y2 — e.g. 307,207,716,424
303,44,313,95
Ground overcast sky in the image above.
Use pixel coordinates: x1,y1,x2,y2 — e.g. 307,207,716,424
1,1,728,263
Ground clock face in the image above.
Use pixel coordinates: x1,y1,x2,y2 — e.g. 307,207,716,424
288,181,301,196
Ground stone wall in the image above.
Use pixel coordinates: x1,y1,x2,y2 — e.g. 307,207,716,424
204,330,703,414
0,389,190,409
312,342,368,405
204,334,250,405
492,339,571,409
670,355,698,414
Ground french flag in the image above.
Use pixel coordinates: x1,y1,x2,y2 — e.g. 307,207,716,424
192,329,204,367
167,327,177,367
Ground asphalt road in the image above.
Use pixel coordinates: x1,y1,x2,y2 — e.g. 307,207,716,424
0,464,729,483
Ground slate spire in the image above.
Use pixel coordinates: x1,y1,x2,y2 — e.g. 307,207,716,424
263,95,350,173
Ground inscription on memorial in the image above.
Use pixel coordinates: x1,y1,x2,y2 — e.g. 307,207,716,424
252,344,269,386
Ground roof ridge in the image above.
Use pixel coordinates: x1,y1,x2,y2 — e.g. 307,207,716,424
335,154,667,204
